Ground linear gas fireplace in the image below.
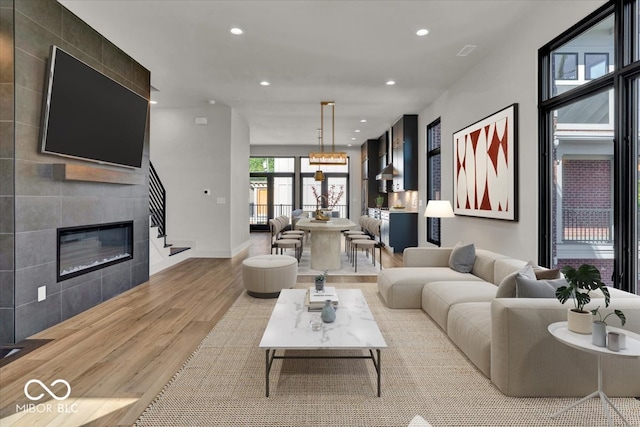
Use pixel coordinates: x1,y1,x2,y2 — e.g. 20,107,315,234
57,221,133,282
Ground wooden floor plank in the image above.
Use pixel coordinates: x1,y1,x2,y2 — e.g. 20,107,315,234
0,232,403,426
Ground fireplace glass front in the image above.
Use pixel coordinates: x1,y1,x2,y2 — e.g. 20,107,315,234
57,221,133,281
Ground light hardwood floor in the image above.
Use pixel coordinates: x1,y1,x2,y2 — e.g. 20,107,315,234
0,232,403,426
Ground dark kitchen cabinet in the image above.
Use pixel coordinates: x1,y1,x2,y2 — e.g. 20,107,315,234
378,132,390,194
391,115,418,192
361,139,383,214
378,211,417,253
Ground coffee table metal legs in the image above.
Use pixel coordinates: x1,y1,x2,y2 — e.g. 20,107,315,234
551,354,631,427
264,348,382,397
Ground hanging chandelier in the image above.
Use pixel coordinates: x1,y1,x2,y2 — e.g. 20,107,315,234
313,129,325,181
309,101,348,166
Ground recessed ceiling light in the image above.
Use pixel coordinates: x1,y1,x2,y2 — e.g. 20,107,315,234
348,144,353,147
208,99,216,105
355,129,361,133
149,100,157,105
360,119,367,123
260,81,270,86
351,137,356,140
416,28,429,36
386,80,396,86
230,27,244,35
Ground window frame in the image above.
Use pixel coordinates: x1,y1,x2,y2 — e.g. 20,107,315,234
426,118,442,246
538,0,640,295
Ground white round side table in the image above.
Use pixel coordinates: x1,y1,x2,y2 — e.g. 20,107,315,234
548,321,640,427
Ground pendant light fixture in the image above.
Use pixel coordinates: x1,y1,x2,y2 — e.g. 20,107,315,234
313,129,325,181
309,101,348,166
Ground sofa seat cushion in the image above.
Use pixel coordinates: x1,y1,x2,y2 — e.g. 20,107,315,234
378,268,485,309
447,302,492,377
422,281,497,331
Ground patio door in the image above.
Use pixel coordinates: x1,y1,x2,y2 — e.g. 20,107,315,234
249,175,294,231
250,157,295,231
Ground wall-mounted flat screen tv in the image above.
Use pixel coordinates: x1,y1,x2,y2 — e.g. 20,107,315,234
40,45,148,169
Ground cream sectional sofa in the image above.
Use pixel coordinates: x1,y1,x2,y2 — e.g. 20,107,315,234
377,246,640,397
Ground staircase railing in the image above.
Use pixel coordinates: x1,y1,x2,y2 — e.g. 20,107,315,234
149,162,167,246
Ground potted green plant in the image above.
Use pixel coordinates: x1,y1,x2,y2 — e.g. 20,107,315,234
314,270,327,292
591,306,626,347
375,195,384,208
555,264,610,334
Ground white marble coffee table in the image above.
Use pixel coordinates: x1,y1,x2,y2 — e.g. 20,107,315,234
259,288,387,397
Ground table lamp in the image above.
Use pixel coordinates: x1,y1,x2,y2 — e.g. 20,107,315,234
424,200,454,247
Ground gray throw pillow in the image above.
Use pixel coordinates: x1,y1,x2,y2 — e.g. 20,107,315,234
516,275,567,298
448,242,475,273
496,262,537,298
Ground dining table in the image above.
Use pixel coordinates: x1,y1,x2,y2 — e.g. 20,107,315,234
295,217,356,270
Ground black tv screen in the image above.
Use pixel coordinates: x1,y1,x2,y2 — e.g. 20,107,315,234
41,46,148,168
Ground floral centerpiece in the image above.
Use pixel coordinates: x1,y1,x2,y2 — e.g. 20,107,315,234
312,185,344,220
312,185,344,210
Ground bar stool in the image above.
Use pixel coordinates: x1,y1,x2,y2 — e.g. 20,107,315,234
350,219,382,272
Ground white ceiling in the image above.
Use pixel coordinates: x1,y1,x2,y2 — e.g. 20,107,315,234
60,0,541,147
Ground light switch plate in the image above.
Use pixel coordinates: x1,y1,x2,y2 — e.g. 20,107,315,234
38,286,46,302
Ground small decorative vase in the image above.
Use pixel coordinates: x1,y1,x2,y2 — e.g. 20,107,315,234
321,300,336,323
607,332,620,351
315,278,325,292
567,309,592,334
592,321,607,347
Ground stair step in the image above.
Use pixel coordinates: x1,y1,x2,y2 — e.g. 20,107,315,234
169,247,191,256
164,243,173,248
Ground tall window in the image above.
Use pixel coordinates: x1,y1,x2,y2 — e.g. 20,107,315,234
539,2,640,295
300,157,349,218
426,118,442,246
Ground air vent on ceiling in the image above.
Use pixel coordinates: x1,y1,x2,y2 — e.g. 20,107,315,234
456,45,477,57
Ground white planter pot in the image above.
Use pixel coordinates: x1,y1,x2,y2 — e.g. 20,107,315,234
567,309,592,334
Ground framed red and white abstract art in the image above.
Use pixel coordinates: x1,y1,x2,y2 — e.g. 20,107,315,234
453,104,518,221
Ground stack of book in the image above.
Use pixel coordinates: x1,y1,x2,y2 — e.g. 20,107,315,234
305,287,339,311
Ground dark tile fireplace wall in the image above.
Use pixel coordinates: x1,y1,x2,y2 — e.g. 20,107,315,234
0,0,151,344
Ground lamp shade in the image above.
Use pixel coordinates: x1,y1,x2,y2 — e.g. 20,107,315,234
424,200,455,218
313,170,325,181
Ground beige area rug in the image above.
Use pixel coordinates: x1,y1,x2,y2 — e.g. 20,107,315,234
295,241,383,276
136,284,640,426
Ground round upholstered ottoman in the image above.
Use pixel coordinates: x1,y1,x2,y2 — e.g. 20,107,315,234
242,254,298,298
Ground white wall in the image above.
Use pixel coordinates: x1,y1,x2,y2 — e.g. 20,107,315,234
230,110,251,255
416,1,605,262
151,104,250,257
